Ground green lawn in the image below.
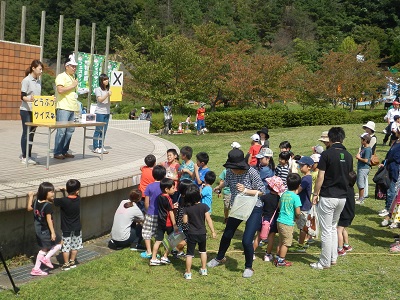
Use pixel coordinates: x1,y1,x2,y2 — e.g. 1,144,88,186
1,123,399,300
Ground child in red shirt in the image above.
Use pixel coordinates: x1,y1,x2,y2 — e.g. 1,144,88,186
139,154,156,199
248,134,262,167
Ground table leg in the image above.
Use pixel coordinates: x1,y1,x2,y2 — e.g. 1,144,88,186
25,125,30,168
100,124,104,161
46,127,51,170
83,127,86,158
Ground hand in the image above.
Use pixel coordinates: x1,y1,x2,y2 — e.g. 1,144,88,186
108,90,112,96
28,191,34,197
378,163,384,168
236,183,245,193
173,224,179,233
72,79,78,87
51,233,56,241
355,153,361,160
211,232,217,239
173,202,179,209
312,194,319,205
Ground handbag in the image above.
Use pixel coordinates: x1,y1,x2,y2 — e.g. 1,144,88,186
302,205,319,237
229,192,259,221
260,208,277,240
370,154,380,166
373,166,391,189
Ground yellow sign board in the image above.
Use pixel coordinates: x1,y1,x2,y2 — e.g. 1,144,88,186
32,96,56,124
110,71,123,102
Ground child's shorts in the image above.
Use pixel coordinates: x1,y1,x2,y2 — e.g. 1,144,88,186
142,214,158,240
295,211,309,230
277,222,294,247
223,194,231,210
186,233,207,257
357,168,370,189
35,229,62,249
155,226,173,242
61,231,83,252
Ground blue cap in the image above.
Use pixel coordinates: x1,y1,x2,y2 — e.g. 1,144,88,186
296,156,314,166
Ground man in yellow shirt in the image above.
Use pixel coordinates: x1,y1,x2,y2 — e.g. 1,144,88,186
54,54,79,159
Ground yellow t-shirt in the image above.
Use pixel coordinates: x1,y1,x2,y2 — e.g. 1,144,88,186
55,72,79,112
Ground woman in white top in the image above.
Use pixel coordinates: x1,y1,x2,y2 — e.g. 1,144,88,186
93,74,112,154
20,60,43,165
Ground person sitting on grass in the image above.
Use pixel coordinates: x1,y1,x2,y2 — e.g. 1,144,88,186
183,185,216,280
109,189,145,251
150,178,178,266
274,173,301,267
337,170,357,256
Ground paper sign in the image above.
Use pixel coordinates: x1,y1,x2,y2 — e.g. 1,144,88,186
110,71,123,102
32,96,56,124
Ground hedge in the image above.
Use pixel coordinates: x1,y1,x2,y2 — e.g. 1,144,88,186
205,108,384,132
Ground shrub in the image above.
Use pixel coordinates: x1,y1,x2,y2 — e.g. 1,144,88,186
206,108,384,132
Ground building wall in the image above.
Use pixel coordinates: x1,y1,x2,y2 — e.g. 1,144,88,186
0,41,41,120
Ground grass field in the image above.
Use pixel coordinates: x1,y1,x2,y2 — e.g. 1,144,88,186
1,123,399,300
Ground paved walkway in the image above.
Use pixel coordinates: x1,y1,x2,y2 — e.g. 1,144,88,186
0,120,177,211
0,120,177,292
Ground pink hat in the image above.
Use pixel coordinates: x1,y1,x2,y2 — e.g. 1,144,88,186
265,176,287,195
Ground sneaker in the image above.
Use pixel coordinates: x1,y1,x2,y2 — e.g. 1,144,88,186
337,248,346,256
160,257,171,264
274,259,292,267
378,209,389,217
383,129,387,134
389,222,399,229
242,268,254,278
199,268,208,276
306,238,315,245
30,268,48,276
61,263,70,271
21,157,37,165
40,257,54,269
253,254,256,260
130,244,146,251
310,262,328,270
175,252,186,258
207,257,226,268
294,245,307,253
184,272,192,280
343,245,353,252
68,260,77,269
140,252,152,259
53,154,65,159
94,148,102,154
149,259,161,266
102,147,109,154
264,253,273,262
389,241,399,248
381,219,390,227
63,153,75,158
355,198,365,205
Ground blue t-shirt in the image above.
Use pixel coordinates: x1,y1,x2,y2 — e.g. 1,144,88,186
179,160,195,181
201,185,213,213
258,165,274,192
357,146,372,170
277,191,301,226
298,174,312,211
195,167,209,187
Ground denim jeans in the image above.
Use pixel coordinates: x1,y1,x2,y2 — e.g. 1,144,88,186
20,110,37,158
113,223,143,248
54,109,75,155
317,197,346,267
216,206,262,269
386,180,396,211
93,113,110,149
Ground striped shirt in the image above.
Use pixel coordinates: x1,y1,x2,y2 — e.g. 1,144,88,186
225,167,266,207
275,164,290,188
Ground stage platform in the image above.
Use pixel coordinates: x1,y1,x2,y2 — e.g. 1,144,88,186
0,120,177,212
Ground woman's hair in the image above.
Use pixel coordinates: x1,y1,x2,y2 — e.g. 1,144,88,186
99,73,110,91
25,59,43,77
184,185,201,206
128,189,142,203
37,182,55,200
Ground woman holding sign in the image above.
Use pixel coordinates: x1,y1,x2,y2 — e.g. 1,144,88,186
20,60,44,165
92,74,112,154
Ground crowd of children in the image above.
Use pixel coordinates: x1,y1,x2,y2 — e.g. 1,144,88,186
26,120,400,280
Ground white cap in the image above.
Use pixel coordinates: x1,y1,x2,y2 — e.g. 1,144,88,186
250,134,260,142
230,142,241,149
65,53,78,66
256,147,273,158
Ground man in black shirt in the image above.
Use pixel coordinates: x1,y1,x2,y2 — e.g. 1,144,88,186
311,127,353,270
